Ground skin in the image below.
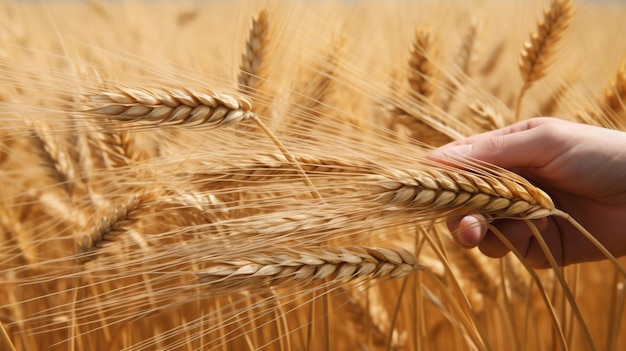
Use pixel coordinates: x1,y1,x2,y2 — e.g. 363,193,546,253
431,117,626,268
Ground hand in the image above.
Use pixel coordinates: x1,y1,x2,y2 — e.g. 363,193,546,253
432,117,626,267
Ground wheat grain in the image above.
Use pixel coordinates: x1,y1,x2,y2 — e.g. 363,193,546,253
196,246,424,290
86,87,254,128
371,167,554,219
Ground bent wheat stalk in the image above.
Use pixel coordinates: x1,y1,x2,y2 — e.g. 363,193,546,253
196,246,424,290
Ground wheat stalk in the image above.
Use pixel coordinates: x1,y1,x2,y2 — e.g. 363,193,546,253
371,166,554,220
0,322,16,351
86,87,254,128
196,246,424,290
515,0,573,120
447,243,499,305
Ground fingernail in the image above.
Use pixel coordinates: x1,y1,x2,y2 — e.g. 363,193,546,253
439,144,472,158
443,144,472,156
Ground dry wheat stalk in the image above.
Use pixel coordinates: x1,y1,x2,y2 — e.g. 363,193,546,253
87,87,254,128
371,167,554,219
447,243,499,304
515,0,573,120
196,246,424,290
407,28,436,101
336,287,390,348
238,10,270,95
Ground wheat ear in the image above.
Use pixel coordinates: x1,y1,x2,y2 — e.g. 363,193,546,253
87,87,253,128
407,28,435,101
468,102,505,131
372,167,554,220
515,0,573,120
77,191,155,264
97,130,138,169
29,124,76,195
238,10,270,95
196,247,424,290
601,62,626,122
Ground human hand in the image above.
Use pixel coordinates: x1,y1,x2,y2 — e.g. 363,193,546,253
432,117,626,267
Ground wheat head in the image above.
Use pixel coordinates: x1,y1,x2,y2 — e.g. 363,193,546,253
87,87,254,128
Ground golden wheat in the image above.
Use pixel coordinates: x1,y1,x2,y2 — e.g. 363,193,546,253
2,1,626,350
87,86,254,128
516,0,573,120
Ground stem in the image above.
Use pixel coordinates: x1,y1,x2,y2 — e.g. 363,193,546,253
0,322,16,351
523,219,596,351
419,227,492,351
514,85,528,122
553,209,626,280
608,282,626,351
387,277,409,351
488,225,568,351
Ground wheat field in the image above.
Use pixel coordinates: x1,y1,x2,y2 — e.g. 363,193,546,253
1,0,626,350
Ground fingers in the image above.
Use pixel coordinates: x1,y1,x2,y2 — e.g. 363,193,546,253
431,117,569,171
448,215,552,266
448,215,487,247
